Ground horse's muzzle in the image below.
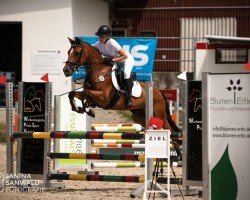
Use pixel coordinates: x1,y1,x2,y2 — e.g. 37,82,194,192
63,65,72,77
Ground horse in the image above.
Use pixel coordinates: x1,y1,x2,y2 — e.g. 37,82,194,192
63,37,181,157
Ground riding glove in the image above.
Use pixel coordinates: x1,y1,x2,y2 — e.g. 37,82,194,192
103,57,114,65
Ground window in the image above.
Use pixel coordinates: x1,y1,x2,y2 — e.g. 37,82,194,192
215,48,248,64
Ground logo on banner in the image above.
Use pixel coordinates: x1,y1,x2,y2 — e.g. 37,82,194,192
189,88,202,112
210,79,250,106
226,79,243,104
122,44,149,66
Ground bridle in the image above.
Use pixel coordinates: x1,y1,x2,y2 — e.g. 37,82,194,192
64,41,115,87
64,44,86,72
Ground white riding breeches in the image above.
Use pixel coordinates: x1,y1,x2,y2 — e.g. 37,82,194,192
118,53,134,79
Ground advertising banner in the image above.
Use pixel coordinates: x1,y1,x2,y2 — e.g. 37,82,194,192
203,73,250,200
73,37,157,81
187,81,202,181
20,82,47,174
55,93,88,170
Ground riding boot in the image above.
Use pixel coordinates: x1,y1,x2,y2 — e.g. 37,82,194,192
124,78,134,109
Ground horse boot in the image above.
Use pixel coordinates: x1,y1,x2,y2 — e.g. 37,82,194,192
124,78,134,109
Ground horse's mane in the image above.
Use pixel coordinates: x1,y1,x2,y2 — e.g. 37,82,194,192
81,41,102,57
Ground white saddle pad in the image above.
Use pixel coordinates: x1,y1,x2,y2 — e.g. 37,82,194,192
111,66,142,98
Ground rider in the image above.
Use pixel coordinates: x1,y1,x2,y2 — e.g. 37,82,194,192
93,25,134,109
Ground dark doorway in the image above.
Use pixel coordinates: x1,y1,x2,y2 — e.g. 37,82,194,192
0,22,22,85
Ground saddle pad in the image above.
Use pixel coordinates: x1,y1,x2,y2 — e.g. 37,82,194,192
111,66,142,98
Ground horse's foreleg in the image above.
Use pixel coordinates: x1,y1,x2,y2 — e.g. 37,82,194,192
68,91,94,116
68,91,84,112
81,99,95,118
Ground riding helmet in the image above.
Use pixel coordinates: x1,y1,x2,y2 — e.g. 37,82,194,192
95,25,112,36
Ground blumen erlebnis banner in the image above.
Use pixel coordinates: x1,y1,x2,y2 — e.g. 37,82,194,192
204,73,250,200
72,37,157,81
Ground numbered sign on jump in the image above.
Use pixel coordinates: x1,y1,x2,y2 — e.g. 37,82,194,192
145,130,170,158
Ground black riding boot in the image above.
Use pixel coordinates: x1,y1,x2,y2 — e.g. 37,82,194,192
124,78,134,109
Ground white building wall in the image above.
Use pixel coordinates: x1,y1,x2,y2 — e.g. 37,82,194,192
72,0,109,37
0,0,109,96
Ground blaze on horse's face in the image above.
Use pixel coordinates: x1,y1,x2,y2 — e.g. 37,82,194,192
63,37,85,77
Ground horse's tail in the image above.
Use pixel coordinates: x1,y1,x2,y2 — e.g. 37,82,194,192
160,91,181,133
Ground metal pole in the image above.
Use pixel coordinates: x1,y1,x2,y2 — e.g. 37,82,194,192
6,82,14,174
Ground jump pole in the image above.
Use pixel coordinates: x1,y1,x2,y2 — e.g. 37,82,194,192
11,131,145,140
48,173,180,184
91,143,145,148
48,152,145,161
91,162,182,168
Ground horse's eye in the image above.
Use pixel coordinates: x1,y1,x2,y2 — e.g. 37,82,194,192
75,51,80,56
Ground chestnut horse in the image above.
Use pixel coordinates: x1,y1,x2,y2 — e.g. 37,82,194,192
63,37,181,156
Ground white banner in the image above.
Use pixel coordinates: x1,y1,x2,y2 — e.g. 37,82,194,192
55,93,88,170
32,50,61,74
204,73,250,200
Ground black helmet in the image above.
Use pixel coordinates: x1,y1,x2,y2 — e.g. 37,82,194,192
95,25,112,36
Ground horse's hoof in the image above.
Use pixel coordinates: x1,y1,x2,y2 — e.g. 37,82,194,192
89,103,97,108
177,155,182,161
76,107,84,113
68,91,75,98
88,109,95,118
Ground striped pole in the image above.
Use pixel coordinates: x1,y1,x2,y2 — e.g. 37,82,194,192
91,162,145,168
91,161,182,168
92,123,140,127
11,131,144,140
92,124,144,132
48,173,145,183
91,139,144,144
48,153,145,161
91,143,174,148
48,173,181,184
91,143,145,148
11,131,180,140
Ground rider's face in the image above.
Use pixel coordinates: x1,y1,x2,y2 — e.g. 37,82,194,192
99,35,109,43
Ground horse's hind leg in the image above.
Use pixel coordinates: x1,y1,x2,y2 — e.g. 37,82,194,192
153,101,182,160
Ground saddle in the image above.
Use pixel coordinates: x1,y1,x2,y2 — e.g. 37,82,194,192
111,64,142,98
115,66,136,91
104,64,142,109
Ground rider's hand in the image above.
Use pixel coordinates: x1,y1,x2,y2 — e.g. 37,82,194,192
103,57,114,65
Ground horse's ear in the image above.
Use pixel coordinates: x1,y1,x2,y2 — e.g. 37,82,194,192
68,37,75,45
74,37,81,45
